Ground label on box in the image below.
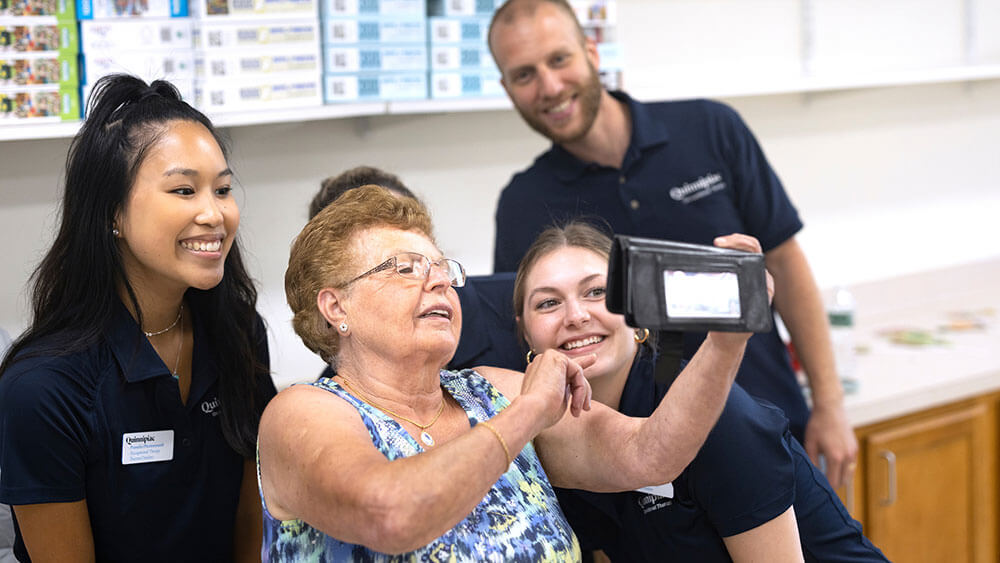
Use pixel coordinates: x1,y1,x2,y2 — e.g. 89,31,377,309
193,20,319,49
0,53,78,87
427,0,497,17
324,44,426,73
320,0,424,17
81,19,193,52
76,0,187,19
191,0,316,18
430,70,501,98
0,83,79,121
0,0,76,21
323,17,425,44
0,22,79,56
323,71,426,102
83,50,195,84
430,43,496,71
196,51,320,78
195,77,322,112
428,16,489,44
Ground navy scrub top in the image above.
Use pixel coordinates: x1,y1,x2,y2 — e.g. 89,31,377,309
556,354,887,562
0,302,276,562
492,92,809,438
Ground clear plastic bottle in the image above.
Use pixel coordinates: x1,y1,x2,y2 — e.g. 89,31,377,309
828,287,859,394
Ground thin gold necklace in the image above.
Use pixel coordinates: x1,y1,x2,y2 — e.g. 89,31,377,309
339,377,445,447
144,304,184,337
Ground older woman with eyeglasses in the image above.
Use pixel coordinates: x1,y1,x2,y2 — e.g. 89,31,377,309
258,185,756,561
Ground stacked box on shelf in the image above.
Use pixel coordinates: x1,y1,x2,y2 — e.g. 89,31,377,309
0,0,80,121
79,18,195,106
427,13,499,99
568,0,621,90
320,0,426,103
190,0,322,113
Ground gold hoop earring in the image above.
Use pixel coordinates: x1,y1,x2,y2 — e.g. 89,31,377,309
525,350,535,364
634,328,649,344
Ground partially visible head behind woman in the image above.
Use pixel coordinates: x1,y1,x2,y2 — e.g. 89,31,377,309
513,221,614,337
309,165,420,219
287,184,434,364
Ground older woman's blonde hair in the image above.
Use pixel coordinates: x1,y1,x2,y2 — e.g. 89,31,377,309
285,184,434,364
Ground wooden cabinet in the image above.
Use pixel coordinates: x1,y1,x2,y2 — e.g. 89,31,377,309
839,393,999,563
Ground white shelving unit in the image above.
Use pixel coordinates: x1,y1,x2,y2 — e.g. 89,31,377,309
2,0,999,142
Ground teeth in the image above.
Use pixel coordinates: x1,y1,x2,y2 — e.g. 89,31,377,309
547,99,571,114
181,240,221,252
563,336,603,350
424,309,449,318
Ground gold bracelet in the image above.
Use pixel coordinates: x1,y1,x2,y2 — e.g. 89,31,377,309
479,420,512,467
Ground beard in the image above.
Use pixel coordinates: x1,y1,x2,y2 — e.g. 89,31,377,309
514,60,603,146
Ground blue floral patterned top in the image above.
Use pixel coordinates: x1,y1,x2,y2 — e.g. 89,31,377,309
257,368,581,562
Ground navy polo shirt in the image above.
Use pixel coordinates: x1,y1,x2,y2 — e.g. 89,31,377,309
320,273,526,379
493,92,809,439
556,355,887,562
0,302,275,562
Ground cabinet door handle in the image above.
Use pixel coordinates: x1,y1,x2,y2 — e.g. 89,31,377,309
879,450,897,506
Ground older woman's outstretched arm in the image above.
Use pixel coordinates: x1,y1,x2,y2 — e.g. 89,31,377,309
482,330,750,493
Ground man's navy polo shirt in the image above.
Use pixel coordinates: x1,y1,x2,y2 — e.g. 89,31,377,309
493,92,810,438
556,355,887,562
0,302,275,562
320,273,526,380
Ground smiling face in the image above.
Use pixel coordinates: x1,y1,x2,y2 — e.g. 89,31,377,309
490,1,603,145
520,245,636,390
116,120,237,299
334,227,463,369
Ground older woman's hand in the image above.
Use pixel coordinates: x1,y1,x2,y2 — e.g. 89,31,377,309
519,350,594,433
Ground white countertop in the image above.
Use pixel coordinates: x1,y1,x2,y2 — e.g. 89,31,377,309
841,258,1000,427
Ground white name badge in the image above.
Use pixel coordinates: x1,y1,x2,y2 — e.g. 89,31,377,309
122,430,174,465
636,482,674,499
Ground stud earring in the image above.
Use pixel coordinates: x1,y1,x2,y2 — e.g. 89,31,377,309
112,228,120,236
634,328,649,344
338,322,348,334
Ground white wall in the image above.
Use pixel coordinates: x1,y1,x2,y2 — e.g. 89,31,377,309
2,1,999,388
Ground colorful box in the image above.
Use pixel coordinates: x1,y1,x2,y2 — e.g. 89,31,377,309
0,0,76,21
427,16,489,44
426,0,497,17
0,51,77,86
192,19,319,50
76,0,187,19
429,43,496,71
80,19,193,52
0,83,79,120
0,21,79,56
324,43,426,73
194,75,322,112
319,0,423,18
196,50,320,79
322,17,424,44
323,71,424,102
429,69,501,98
190,0,316,19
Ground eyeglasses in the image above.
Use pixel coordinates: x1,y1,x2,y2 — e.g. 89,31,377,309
347,252,466,288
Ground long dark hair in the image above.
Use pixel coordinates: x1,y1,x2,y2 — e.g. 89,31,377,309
0,74,268,458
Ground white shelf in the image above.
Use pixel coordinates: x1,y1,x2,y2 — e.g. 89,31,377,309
0,96,512,142
3,64,998,143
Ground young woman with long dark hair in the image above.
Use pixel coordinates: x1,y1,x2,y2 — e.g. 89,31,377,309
0,74,275,562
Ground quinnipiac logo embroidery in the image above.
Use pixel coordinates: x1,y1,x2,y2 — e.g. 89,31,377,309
201,396,220,417
668,172,726,204
637,493,672,514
